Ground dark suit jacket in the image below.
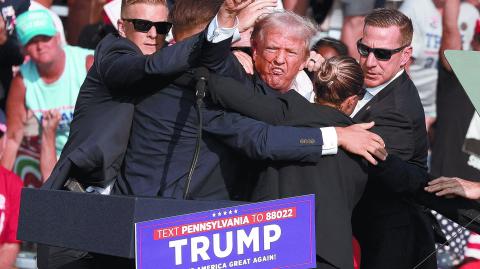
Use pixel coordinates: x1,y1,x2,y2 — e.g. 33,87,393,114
351,71,436,269
42,32,213,190
207,70,480,268
207,72,368,269
118,66,329,198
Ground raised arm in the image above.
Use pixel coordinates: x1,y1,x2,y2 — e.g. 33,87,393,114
439,0,462,70
1,75,27,170
40,110,61,181
208,72,294,124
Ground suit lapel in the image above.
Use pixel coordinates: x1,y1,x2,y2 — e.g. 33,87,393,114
353,72,408,121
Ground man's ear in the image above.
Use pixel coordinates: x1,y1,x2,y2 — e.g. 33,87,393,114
118,19,126,38
400,46,413,67
252,45,258,63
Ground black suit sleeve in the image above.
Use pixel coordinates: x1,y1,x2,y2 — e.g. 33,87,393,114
372,154,428,194
208,73,292,124
97,32,232,92
415,191,480,234
370,110,416,161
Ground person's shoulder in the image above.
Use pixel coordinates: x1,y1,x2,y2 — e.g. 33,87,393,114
95,33,140,54
65,44,94,55
0,166,23,189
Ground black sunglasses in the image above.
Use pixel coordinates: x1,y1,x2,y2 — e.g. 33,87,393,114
356,39,408,61
122,18,172,35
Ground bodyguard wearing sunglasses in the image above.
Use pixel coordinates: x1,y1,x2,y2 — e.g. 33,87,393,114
38,0,260,268
351,8,437,269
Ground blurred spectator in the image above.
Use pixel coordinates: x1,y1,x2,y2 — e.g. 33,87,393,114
283,0,309,15
313,37,348,59
340,0,386,58
77,0,117,49
1,10,93,180
0,0,30,109
29,0,66,44
0,108,22,269
400,0,479,133
0,167,23,269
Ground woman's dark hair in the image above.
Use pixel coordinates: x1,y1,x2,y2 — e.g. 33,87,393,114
314,56,365,107
313,37,349,56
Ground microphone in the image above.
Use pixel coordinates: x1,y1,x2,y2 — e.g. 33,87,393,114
194,67,209,100
184,67,209,199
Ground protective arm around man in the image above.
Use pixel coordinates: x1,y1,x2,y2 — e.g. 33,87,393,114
202,108,326,162
205,72,387,164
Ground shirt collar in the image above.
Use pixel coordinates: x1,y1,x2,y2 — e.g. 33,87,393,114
365,69,404,97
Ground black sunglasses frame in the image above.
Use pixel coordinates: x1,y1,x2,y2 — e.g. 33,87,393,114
122,18,172,35
356,39,408,61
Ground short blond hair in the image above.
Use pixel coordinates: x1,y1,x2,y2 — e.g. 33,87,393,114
121,0,167,17
364,8,413,46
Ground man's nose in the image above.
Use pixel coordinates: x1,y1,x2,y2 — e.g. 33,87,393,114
365,51,377,67
147,25,157,38
273,50,286,64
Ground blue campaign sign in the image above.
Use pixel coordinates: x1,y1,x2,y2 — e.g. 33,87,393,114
135,195,316,269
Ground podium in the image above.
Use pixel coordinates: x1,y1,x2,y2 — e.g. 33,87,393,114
17,188,244,258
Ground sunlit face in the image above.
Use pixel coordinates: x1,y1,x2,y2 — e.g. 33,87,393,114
253,28,307,93
359,25,411,88
118,3,169,55
24,35,61,64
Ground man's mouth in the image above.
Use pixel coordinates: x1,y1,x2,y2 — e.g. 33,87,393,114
271,68,284,75
365,72,378,79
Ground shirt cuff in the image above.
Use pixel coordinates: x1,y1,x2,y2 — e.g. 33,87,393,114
320,127,338,155
207,14,240,43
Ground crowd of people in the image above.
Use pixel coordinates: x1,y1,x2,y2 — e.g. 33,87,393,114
2,0,480,268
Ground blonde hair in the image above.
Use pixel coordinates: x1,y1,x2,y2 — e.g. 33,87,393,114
314,56,364,107
121,0,167,17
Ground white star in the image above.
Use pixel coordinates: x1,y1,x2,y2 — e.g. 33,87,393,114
218,212,222,216
229,210,233,215
234,209,238,214
212,213,216,217
223,211,227,216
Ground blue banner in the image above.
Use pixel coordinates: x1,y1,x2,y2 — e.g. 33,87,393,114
135,195,316,269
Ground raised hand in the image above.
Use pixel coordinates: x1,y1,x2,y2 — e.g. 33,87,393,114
218,0,255,28
238,0,277,32
222,0,255,15
305,51,325,72
41,109,61,136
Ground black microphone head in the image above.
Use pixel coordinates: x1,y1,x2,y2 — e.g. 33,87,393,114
194,67,209,81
